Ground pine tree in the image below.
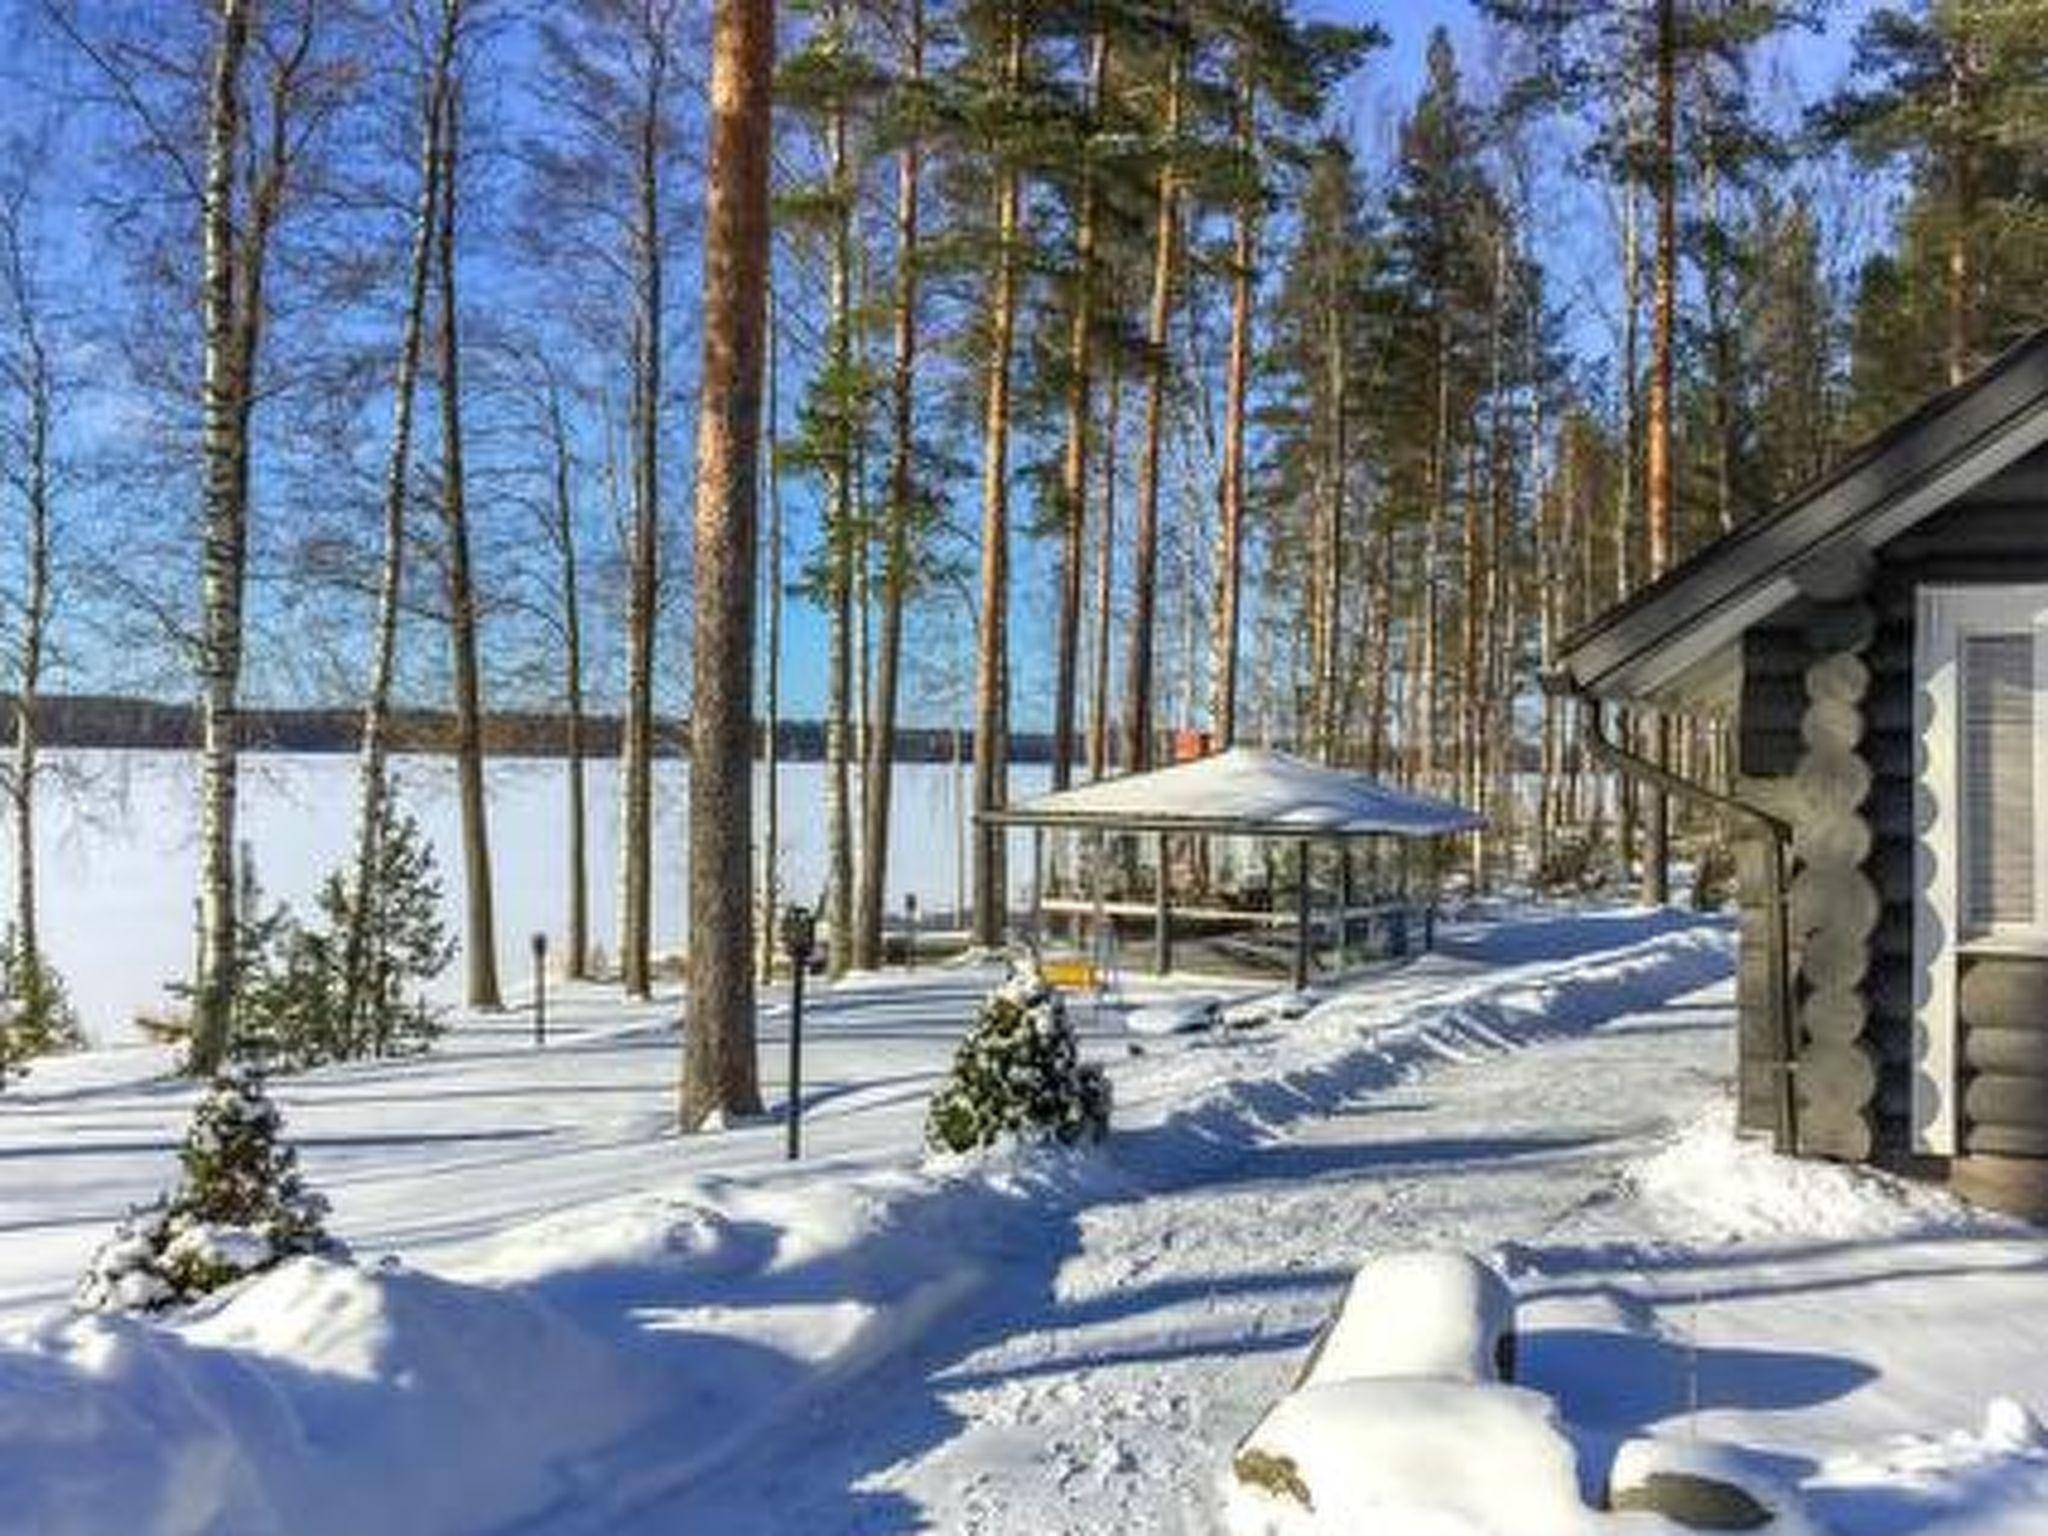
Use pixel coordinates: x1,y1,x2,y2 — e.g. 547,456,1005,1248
76,1064,343,1313
0,925,82,1085
780,0,888,977
682,0,776,1131
1818,2,2048,393
926,955,1110,1153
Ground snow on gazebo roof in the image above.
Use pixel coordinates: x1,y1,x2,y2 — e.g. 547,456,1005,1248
990,746,1484,839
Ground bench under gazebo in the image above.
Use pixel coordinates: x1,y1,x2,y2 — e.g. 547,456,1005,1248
988,746,1484,989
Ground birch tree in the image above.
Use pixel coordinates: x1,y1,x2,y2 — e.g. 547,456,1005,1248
339,0,454,1042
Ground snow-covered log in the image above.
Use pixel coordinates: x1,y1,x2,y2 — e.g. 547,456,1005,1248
1294,1249,1516,1389
1225,1378,1585,1536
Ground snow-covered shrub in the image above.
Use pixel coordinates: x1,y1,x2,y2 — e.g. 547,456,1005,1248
0,925,83,1083
925,955,1110,1154
76,1063,344,1312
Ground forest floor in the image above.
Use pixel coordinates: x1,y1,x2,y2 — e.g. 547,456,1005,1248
2,906,2046,1534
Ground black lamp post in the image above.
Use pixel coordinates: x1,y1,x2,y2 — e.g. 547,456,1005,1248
780,903,817,1161
530,932,548,1046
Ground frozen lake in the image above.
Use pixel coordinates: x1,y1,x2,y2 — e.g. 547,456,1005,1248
12,750,1049,1041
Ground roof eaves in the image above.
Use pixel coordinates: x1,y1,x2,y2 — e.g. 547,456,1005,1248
1556,330,2048,699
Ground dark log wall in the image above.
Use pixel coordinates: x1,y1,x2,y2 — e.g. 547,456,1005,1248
1865,450,2048,1206
1732,449,2048,1185
1734,629,1806,1135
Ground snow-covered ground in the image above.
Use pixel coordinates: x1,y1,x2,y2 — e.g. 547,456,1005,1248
13,750,1046,1041
3,906,2047,1534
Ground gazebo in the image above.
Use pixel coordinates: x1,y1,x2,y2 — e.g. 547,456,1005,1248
989,746,1484,988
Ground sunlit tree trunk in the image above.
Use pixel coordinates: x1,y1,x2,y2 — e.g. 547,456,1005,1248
1122,47,1182,776
970,16,1024,949
855,0,925,970
681,0,773,1129
618,23,669,998
342,7,451,1043
1642,0,1676,905
824,13,856,977
2,203,52,995
1089,362,1121,781
1210,62,1254,752
190,0,256,1075
545,378,590,978
1051,31,1107,791
434,59,502,1010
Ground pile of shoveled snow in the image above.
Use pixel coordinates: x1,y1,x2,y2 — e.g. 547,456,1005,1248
0,1257,668,1536
1627,1104,1989,1244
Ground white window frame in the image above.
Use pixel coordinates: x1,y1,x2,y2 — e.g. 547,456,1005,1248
1914,584,2048,1155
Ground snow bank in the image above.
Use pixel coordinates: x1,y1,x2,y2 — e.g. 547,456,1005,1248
0,916,1741,1534
1629,1104,1988,1244
0,1257,668,1536
1812,1398,2048,1536
1118,922,1735,1189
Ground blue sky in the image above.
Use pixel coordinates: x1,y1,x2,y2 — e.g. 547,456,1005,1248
4,0,1887,730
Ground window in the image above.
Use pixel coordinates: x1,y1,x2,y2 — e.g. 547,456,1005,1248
1961,633,2037,934
1914,586,2048,1156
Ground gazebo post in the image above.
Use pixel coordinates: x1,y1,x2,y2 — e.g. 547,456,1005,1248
1154,831,1173,975
1032,828,1045,941
1293,839,1311,991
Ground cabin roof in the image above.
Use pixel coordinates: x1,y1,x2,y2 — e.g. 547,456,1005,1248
1554,328,2048,705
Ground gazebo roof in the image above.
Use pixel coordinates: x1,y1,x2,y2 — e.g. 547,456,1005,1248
989,746,1484,838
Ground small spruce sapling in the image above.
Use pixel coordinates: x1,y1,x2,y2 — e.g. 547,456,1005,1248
0,926,82,1085
926,953,1111,1154
220,811,455,1069
76,1063,344,1313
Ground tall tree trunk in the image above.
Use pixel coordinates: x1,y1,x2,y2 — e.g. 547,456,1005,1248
1642,0,1677,906
1122,48,1182,776
341,11,450,1047
5,225,51,998
1944,47,1977,387
1210,63,1255,752
1089,361,1120,781
1415,316,1450,789
190,0,255,1075
970,17,1024,950
435,70,502,1010
855,0,924,970
1316,297,1345,763
758,282,783,986
1703,150,1736,534
1365,518,1392,776
824,25,856,978
547,379,590,979
619,29,668,999
1052,31,1107,791
681,0,773,1129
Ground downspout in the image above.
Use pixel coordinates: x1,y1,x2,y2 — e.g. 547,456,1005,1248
1565,681,1800,1156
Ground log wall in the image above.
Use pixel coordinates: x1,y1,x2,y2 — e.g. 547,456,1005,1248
1863,450,2048,1202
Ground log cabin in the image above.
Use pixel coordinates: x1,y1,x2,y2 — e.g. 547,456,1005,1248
1554,330,2048,1221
